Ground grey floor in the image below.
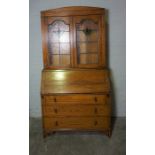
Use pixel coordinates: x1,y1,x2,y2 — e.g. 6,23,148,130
30,117,126,155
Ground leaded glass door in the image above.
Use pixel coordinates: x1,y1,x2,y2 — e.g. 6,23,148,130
45,17,72,68
73,15,104,68
41,15,105,69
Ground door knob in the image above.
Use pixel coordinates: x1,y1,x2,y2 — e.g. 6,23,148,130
94,120,98,126
94,97,97,102
54,109,58,113
55,121,58,126
94,108,98,114
54,97,57,102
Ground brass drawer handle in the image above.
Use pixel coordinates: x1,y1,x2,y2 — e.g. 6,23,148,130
107,94,110,98
54,109,58,113
94,120,98,126
94,97,98,102
55,121,58,126
94,108,98,114
54,97,57,102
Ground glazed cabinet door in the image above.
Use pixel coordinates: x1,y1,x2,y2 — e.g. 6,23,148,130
41,17,73,69
73,15,105,68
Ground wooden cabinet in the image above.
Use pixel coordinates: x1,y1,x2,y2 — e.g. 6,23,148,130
41,6,112,137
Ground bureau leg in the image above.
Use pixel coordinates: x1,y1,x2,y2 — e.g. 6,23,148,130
101,130,111,138
43,132,48,138
52,131,56,134
106,130,111,138
43,131,56,138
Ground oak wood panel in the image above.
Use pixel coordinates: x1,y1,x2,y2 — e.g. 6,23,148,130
41,6,105,17
41,69,111,94
101,12,106,67
41,16,48,68
44,116,110,130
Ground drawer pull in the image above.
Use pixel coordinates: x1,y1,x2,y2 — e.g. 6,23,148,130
94,97,98,102
54,109,58,113
94,120,98,126
107,94,110,98
94,108,98,114
54,97,57,102
55,121,58,126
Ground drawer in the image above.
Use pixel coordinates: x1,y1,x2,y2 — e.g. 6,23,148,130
44,94,108,105
43,104,111,117
44,117,110,130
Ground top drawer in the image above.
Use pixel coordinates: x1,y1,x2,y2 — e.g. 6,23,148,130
44,94,109,105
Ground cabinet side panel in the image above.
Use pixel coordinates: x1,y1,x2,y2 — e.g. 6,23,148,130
41,15,48,67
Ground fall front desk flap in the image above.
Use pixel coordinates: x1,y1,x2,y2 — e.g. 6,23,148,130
41,69,111,94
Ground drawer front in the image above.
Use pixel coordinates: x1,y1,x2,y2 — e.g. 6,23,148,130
43,104,111,117
44,94,108,105
44,117,110,130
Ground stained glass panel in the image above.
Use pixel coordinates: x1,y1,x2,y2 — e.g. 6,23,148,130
48,20,70,66
60,43,70,54
76,19,99,64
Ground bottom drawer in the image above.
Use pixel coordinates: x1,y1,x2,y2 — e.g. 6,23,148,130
44,117,110,130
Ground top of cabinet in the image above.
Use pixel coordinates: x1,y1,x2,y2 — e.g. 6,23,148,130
41,6,105,17
41,6,107,69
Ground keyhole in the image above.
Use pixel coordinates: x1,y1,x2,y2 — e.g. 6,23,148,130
94,97,97,102
55,121,58,126
54,109,58,113
54,97,57,102
94,108,98,114
94,120,98,126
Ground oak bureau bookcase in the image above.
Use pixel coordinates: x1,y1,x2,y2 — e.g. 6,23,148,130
40,6,112,137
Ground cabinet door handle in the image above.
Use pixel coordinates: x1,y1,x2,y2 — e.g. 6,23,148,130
94,108,98,114
54,109,58,113
107,94,110,98
94,120,98,126
55,121,58,126
54,97,57,102
94,97,97,102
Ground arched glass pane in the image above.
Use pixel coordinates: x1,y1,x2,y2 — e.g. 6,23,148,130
48,20,70,66
76,19,99,64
